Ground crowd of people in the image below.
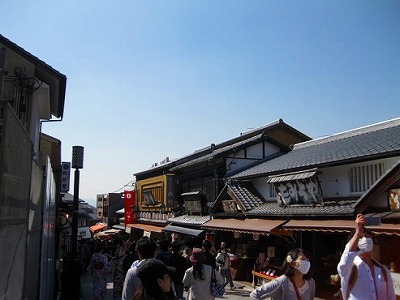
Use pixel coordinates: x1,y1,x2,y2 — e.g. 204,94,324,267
83,213,396,300
83,236,236,300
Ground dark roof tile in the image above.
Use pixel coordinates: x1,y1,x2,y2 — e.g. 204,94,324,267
167,214,210,226
246,200,356,217
233,118,400,178
229,183,264,211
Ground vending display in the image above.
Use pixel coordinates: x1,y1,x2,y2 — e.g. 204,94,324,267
252,252,282,287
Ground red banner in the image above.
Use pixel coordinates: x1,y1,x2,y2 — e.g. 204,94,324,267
124,190,135,224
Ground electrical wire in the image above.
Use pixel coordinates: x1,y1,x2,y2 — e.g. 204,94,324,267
111,179,136,193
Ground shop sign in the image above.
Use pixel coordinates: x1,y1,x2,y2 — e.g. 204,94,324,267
222,200,238,213
96,194,104,220
124,190,135,224
391,272,400,296
61,162,71,192
274,177,323,205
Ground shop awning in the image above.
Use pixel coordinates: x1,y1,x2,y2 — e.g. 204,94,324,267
163,224,204,237
267,169,317,183
201,218,287,234
282,219,400,236
370,223,400,236
103,228,120,235
282,219,354,232
181,191,202,196
126,223,164,233
116,208,125,214
89,223,107,233
113,224,126,231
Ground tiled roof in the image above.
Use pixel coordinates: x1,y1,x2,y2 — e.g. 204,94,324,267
170,133,268,171
246,199,356,217
233,118,400,178
210,182,264,217
136,119,308,175
167,214,211,226
135,217,169,226
229,183,264,211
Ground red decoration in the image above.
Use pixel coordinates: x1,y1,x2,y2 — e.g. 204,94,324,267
124,190,135,224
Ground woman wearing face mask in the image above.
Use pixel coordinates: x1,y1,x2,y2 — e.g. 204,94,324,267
250,248,315,300
337,214,395,300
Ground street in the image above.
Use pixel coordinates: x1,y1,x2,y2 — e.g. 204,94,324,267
80,270,254,300
80,270,336,299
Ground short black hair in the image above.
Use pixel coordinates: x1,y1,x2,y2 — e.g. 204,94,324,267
202,239,213,251
136,236,157,259
170,241,181,253
137,258,175,282
95,242,104,253
159,239,170,252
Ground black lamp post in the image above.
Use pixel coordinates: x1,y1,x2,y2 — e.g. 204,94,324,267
63,146,84,300
71,146,84,253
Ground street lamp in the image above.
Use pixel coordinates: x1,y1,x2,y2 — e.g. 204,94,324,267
71,146,84,253
63,146,84,299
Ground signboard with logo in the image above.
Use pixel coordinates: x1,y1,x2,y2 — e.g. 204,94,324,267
77,227,91,238
274,177,323,205
222,200,238,213
96,194,104,220
124,190,135,224
61,162,71,192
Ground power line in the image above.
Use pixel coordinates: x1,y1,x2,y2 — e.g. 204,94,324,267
111,179,136,193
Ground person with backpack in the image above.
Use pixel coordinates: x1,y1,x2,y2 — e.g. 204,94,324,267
215,242,236,290
337,214,395,300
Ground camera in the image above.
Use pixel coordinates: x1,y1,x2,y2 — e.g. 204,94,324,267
364,215,381,226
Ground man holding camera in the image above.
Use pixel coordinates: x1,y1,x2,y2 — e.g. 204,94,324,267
337,214,395,299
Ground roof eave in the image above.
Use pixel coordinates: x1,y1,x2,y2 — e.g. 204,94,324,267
355,159,400,213
234,151,400,180
0,34,67,119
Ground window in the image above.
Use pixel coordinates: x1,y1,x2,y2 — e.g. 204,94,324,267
269,183,277,198
143,190,156,205
350,163,386,193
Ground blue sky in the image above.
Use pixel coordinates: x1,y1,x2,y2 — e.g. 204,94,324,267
1,1,399,206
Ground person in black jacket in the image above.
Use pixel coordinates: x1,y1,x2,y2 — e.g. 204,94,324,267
165,242,188,300
156,239,172,264
202,239,216,269
122,241,138,276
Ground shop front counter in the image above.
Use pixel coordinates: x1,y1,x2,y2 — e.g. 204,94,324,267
251,270,279,287
235,256,257,282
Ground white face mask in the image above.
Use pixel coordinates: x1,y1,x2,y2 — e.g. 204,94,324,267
358,237,373,252
295,260,311,274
